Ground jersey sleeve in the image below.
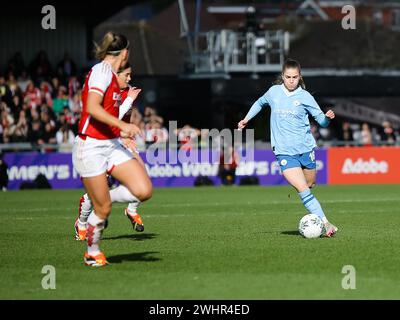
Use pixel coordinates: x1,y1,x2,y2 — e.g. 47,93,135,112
118,96,134,120
87,63,113,97
303,92,330,127
244,88,272,121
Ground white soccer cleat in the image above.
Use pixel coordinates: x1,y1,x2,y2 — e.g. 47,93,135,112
324,221,338,237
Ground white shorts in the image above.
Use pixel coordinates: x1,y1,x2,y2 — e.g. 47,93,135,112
72,136,134,178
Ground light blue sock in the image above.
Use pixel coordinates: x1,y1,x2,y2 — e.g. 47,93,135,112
298,188,327,222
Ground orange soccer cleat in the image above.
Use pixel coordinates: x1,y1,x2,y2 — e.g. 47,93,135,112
74,219,87,241
124,209,144,232
84,252,109,267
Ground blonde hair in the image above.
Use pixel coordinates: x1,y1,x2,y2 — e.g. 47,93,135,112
94,31,130,60
274,58,306,89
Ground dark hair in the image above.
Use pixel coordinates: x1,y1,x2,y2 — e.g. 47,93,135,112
117,62,131,74
94,32,130,60
274,58,306,89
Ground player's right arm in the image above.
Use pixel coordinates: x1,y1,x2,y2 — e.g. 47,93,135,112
238,90,270,130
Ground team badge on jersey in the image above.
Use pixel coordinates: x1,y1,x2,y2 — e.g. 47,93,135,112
112,92,122,108
280,159,287,166
293,100,301,107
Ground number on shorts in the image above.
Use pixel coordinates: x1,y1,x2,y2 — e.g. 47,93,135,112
309,151,315,162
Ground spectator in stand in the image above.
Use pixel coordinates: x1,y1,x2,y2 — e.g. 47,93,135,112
360,122,373,146
52,85,69,114
28,120,44,145
6,72,22,99
61,106,78,133
51,77,61,98
145,120,168,144
0,104,15,143
56,123,75,145
339,121,354,146
10,110,29,142
17,70,31,93
175,124,200,151
0,75,12,106
41,103,57,122
42,120,57,145
68,75,80,99
39,81,54,108
380,121,396,145
143,106,163,125
218,145,238,186
69,90,82,114
10,95,23,119
40,108,56,129
23,81,41,109
28,106,41,123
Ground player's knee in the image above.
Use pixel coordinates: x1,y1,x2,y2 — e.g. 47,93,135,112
137,184,152,201
308,182,316,189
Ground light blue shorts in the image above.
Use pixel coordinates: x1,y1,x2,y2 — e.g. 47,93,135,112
276,150,316,171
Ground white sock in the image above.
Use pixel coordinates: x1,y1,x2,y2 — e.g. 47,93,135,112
86,211,105,256
78,194,92,224
127,201,140,216
110,185,141,203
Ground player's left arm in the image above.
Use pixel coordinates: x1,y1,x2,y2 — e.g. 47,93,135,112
304,93,334,128
119,87,141,120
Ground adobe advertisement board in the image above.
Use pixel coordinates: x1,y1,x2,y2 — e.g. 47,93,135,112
3,149,327,189
328,147,400,184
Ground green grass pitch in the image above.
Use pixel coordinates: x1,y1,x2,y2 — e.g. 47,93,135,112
1,185,400,299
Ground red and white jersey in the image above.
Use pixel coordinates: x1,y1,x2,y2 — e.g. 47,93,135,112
78,61,122,139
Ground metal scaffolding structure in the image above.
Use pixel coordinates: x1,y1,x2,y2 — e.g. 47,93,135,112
177,0,289,75
192,29,289,74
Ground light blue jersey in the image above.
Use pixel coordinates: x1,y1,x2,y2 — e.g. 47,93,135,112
245,84,330,155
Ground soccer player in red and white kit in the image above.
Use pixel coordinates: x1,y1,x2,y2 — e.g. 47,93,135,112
74,63,151,241
72,32,152,267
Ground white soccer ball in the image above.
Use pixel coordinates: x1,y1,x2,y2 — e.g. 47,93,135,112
298,214,324,238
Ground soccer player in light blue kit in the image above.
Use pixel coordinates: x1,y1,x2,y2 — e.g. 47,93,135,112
238,59,338,237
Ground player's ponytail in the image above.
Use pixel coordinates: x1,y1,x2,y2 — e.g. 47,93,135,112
274,58,306,89
94,31,130,60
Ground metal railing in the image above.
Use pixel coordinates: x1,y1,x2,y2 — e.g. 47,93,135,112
1,139,399,154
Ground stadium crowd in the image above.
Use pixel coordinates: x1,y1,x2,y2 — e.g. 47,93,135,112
0,50,191,151
1,50,399,150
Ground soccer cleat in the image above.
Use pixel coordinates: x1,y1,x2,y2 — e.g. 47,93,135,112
324,222,338,237
84,252,109,267
74,219,87,241
124,209,144,232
